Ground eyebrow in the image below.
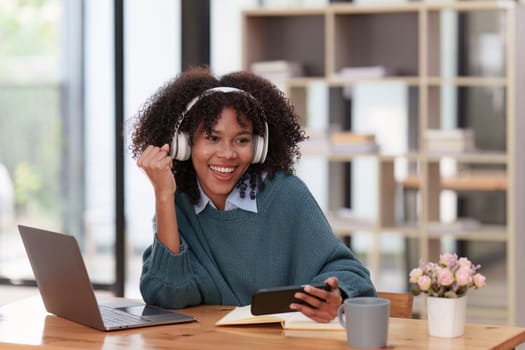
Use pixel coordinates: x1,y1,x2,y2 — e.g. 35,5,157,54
208,127,252,136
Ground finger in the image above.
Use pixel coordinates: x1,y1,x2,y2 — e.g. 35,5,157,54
138,145,165,166
157,144,172,168
324,276,340,291
148,144,171,163
293,291,323,310
294,285,342,321
303,284,330,301
322,277,343,305
290,303,334,323
300,296,340,322
137,145,155,167
138,145,171,169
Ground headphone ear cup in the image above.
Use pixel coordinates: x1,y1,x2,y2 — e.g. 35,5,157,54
252,122,269,164
171,131,191,161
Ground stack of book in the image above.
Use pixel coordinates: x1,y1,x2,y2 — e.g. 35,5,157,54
250,60,304,80
330,131,378,153
336,66,394,79
299,128,330,155
424,129,476,153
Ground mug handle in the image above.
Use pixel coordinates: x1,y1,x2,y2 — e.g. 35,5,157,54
337,304,346,328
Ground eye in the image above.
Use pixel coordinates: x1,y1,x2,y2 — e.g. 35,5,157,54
205,134,219,142
235,136,252,144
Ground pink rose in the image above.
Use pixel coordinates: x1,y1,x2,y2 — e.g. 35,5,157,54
458,257,472,269
418,275,431,291
409,268,422,283
437,268,454,286
455,267,473,287
409,255,486,297
439,253,457,267
473,273,486,288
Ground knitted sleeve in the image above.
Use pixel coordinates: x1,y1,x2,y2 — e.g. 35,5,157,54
276,175,377,298
139,235,203,308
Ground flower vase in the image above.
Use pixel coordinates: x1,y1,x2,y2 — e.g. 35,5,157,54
426,296,467,338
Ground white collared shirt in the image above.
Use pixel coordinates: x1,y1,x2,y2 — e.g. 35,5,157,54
194,179,258,214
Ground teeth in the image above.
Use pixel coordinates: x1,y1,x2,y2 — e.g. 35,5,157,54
210,165,235,174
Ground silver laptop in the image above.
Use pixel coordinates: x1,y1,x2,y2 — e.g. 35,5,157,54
18,225,197,331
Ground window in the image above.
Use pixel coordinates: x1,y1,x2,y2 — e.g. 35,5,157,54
0,0,117,289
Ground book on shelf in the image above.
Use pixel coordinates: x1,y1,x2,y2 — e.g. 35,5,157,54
250,60,304,79
216,305,343,331
331,143,378,153
424,128,476,153
330,131,378,153
337,66,394,79
300,129,379,154
330,132,375,144
300,128,330,154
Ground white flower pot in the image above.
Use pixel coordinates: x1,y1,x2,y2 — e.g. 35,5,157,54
426,295,467,338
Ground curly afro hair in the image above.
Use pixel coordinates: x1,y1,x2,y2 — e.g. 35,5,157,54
130,66,307,204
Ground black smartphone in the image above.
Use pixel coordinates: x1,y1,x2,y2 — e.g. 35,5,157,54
250,283,331,315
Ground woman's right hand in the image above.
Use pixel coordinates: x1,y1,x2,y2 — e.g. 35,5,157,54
138,144,181,253
137,144,176,200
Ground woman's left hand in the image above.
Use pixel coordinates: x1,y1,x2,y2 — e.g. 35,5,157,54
290,276,343,323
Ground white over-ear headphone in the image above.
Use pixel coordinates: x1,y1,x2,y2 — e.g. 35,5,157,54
170,87,269,164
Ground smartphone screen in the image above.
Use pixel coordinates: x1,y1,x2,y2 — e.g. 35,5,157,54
250,283,331,315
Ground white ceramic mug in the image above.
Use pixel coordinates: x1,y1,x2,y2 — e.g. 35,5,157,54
337,297,390,349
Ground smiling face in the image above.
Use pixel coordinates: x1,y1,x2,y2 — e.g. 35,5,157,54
191,107,254,210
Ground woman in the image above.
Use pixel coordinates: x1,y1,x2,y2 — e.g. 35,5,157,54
130,66,376,323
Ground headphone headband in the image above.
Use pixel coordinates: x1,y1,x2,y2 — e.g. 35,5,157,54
183,87,256,117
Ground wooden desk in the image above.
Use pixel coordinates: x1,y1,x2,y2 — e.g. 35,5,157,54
1,296,524,350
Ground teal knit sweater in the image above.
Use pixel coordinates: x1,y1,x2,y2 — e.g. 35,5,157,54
140,172,376,309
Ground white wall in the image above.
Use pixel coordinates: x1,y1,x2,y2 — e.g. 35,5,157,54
85,0,180,295
211,0,257,76
123,0,181,297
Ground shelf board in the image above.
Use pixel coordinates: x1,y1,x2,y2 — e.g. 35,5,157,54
379,224,507,241
329,2,421,13
245,0,514,15
328,76,420,86
327,1,513,14
424,1,514,11
243,8,326,16
427,76,507,87
424,151,507,164
426,225,507,242
302,151,421,161
277,76,326,87
377,225,421,238
266,75,430,89
331,223,508,242
301,150,378,160
402,172,508,191
378,152,420,162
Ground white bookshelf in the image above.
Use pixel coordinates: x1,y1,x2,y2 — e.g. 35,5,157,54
242,1,525,326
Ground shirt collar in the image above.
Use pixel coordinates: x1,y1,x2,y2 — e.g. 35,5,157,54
194,179,258,214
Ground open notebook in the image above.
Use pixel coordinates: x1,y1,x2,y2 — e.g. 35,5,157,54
216,305,343,330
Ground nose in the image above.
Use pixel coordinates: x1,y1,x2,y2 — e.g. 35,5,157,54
217,142,237,159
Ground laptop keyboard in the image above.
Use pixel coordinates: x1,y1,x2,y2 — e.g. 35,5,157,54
99,305,150,327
